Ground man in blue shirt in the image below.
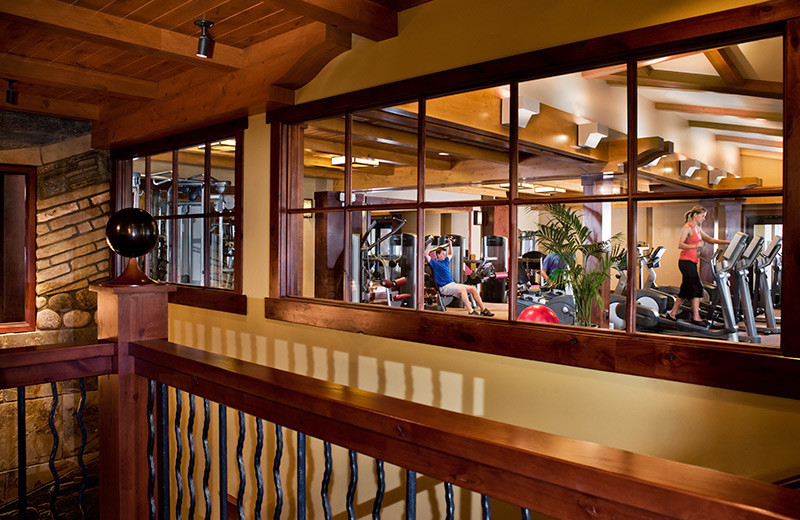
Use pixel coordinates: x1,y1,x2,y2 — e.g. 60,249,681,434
425,238,494,316
540,252,565,285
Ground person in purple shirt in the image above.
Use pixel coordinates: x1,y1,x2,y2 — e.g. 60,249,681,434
425,237,494,316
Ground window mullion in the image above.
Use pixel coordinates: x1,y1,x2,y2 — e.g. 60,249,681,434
626,57,638,334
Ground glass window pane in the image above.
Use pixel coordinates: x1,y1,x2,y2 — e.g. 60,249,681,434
132,156,147,209
177,145,205,215
209,215,235,289
301,116,346,209
633,197,781,345
208,138,236,213
637,36,782,193
149,153,173,217
176,217,204,285
148,221,171,283
352,103,418,205
295,212,345,300
425,86,510,203
424,207,506,319
517,65,628,198
353,209,417,307
516,202,626,329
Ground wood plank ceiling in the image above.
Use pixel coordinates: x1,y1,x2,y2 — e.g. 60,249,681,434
0,0,432,148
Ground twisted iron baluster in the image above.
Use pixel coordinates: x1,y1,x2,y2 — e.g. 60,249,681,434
255,418,264,520
521,507,532,519
146,379,156,520
481,494,491,519
203,399,211,520
346,450,357,520
78,378,89,520
237,411,246,520
321,441,332,520
297,432,306,520
175,388,183,520
272,425,283,520
17,387,27,520
188,394,197,520
158,384,170,520
444,482,454,520
219,404,228,520
372,459,385,520
405,470,416,520
48,382,60,519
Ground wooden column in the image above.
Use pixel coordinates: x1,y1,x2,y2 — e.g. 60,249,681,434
91,283,175,520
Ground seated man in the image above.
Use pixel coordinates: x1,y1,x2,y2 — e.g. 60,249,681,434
539,252,565,286
425,238,494,316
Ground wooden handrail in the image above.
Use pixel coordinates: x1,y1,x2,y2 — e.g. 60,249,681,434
130,338,800,520
0,341,116,388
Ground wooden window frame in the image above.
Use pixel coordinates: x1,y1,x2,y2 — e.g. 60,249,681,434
112,119,247,315
0,164,36,333
267,2,800,400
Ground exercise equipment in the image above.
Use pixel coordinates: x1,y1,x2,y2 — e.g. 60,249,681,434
752,236,782,334
518,304,560,324
615,232,749,342
359,216,415,307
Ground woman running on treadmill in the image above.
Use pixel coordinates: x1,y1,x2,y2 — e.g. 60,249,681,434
667,205,729,326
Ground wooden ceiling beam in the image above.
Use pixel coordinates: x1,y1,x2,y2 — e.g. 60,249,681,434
0,0,243,72
654,102,783,122
0,54,157,100
0,93,101,121
715,134,783,148
688,120,782,136
704,47,746,86
269,0,397,41
607,69,782,99
97,22,350,147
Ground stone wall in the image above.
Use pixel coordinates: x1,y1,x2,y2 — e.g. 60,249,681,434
0,150,111,348
1,144,109,517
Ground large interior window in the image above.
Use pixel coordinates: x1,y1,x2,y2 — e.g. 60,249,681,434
114,120,246,313
279,31,786,350
0,165,35,332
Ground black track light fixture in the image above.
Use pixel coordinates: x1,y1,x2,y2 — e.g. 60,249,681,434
194,20,215,59
5,79,17,105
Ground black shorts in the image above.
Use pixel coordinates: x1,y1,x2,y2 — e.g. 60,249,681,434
678,259,703,299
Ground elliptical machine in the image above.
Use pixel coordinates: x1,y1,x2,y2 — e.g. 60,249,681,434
615,232,750,342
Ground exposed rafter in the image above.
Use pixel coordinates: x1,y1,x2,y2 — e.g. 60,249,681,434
605,69,781,99
687,120,782,136
654,102,782,122
0,0,244,71
265,0,398,41
704,47,746,86
715,134,782,148
0,55,157,100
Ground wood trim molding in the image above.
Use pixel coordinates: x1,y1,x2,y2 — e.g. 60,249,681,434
130,338,800,519
265,297,800,400
168,285,247,315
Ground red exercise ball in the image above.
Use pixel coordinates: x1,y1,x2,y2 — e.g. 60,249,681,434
518,304,559,324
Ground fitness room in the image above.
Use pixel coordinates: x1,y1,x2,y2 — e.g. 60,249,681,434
293,33,782,346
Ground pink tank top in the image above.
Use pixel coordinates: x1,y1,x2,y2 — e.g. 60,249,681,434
679,224,701,262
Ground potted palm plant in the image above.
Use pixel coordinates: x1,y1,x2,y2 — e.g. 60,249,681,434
532,204,622,327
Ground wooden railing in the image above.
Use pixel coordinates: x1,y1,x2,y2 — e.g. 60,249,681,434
2,283,800,519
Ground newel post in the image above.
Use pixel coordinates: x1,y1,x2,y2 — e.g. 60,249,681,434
91,283,175,520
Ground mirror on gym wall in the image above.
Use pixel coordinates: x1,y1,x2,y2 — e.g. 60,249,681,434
516,202,626,329
423,207,507,320
350,103,418,205
424,86,511,203
300,115,346,209
631,198,782,346
636,35,783,194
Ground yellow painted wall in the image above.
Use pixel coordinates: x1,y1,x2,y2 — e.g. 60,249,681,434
166,3,800,515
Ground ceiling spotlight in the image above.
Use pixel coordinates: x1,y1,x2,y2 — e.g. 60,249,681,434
5,79,17,105
194,20,215,59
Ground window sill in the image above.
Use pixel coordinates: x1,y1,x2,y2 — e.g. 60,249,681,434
169,285,247,315
265,296,800,400
0,322,35,334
